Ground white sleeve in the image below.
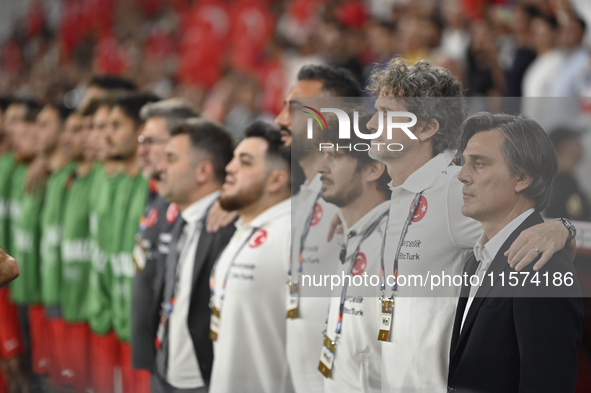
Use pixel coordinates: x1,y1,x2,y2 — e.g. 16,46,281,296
284,223,292,275
446,175,482,250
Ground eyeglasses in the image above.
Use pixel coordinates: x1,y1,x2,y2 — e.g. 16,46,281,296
138,135,170,146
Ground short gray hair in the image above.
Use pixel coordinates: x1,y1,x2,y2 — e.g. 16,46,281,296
140,98,198,132
368,57,467,156
459,112,559,211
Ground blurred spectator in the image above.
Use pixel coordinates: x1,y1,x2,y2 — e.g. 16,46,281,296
439,0,470,69
550,12,589,97
504,3,539,98
362,21,397,82
465,20,505,96
202,72,266,141
318,21,364,82
546,128,591,221
521,14,562,120
78,75,137,112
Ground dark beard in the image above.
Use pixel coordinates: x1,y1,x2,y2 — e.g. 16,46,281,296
219,182,265,212
279,125,291,136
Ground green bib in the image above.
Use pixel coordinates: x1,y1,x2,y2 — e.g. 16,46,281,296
111,173,148,342
60,165,96,322
40,162,76,307
0,152,16,251
10,165,44,305
87,165,124,334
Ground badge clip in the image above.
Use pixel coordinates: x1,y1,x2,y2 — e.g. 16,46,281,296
378,298,393,342
318,334,336,378
286,282,299,319
209,306,221,342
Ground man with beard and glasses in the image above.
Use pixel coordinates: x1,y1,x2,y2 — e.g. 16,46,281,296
273,65,363,393
361,58,577,392
131,99,198,372
315,114,392,393
86,93,159,393
151,119,234,393
209,122,294,393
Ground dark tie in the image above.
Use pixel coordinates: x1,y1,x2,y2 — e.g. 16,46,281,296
155,217,186,377
460,256,480,298
451,255,480,354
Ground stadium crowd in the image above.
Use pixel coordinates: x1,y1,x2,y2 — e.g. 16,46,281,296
0,0,590,393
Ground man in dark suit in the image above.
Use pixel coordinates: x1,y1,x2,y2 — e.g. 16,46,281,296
449,112,584,393
149,119,235,393
131,99,198,371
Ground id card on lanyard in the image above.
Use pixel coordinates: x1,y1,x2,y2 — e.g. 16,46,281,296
318,211,388,378
209,227,259,341
287,191,322,319
377,192,423,342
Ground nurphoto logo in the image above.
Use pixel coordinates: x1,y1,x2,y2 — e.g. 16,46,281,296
303,107,418,152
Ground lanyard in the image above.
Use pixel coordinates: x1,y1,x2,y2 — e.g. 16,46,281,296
379,192,423,300
288,190,322,284
332,210,388,335
210,227,260,304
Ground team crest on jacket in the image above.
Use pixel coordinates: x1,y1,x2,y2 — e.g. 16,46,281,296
411,196,428,222
166,203,179,223
351,252,367,276
141,207,158,230
248,229,268,248
310,203,323,226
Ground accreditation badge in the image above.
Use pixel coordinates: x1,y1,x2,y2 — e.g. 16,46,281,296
155,316,165,349
318,334,336,378
378,298,393,342
210,306,221,342
286,282,299,319
133,235,147,272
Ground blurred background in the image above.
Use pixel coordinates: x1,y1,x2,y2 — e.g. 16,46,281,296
2,0,591,189
1,0,591,391
0,0,589,113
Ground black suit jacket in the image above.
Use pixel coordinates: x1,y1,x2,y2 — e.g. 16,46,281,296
448,212,584,393
151,215,236,386
131,194,173,370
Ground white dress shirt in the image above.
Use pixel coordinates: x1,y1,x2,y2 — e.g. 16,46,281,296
461,208,535,332
167,191,219,388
